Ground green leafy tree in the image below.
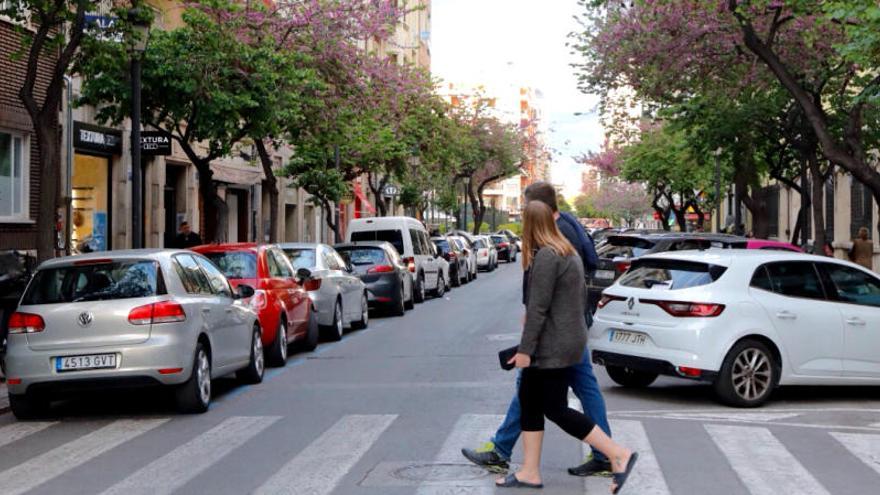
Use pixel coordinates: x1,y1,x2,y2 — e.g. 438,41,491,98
557,194,573,213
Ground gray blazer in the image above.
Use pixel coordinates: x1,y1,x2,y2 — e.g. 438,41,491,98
519,247,587,369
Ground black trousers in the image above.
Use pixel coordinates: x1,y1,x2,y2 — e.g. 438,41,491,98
519,367,596,440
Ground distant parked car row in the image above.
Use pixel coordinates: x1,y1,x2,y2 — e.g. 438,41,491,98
2,216,517,419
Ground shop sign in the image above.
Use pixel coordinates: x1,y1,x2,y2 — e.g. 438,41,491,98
141,131,172,155
383,184,399,197
74,122,122,155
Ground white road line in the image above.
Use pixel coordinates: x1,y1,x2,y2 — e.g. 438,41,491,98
0,422,56,449
580,418,671,495
0,418,168,495
254,414,396,495
705,424,831,495
830,432,880,477
416,414,504,495
100,416,279,495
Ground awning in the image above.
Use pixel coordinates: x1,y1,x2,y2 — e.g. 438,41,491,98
210,161,265,185
354,182,376,214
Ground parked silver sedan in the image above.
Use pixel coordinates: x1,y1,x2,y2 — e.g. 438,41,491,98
4,249,264,419
279,243,368,341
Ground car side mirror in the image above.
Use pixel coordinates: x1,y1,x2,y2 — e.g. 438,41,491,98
236,284,255,300
296,267,312,282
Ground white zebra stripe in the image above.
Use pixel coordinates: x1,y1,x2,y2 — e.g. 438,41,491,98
0,419,168,495
100,416,279,495
0,422,56,449
254,414,396,495
416,414,504,495
830,431,880,477
706,424,831,495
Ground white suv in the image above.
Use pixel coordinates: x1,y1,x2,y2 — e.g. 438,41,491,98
347,217,444,303
590,250,880,407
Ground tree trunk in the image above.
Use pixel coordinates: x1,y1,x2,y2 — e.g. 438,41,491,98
35,120,61,261
468,184,482,234
255,140,278,243
321,198,341,242
808,154,826,255
367,172,389,217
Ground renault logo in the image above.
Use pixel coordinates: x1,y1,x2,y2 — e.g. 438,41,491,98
77,311,94,327
627,297,635,310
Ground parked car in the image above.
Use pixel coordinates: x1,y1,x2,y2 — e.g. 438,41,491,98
745,239,803,252
191,243,316,366
347,217,445,303
474,235,498,271
448,235,477,282
586,233,748,311
279,243,368,342
433,236,468,287
0,250,36,376
590,250,880,407
5,249,264,418
335,241,414,315
490,234,516,263
495,229,522,252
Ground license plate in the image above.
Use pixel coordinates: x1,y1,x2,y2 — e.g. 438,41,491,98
594,269,615,280
610,330,647,346
55,354,117,372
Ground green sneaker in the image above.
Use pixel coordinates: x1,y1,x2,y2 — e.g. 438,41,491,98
461,442,510,474
568,454,612,477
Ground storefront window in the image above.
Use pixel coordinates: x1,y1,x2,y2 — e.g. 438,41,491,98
71,154,110,252
0,131,28,221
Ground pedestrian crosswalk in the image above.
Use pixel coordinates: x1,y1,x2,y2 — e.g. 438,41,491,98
0,412,878,494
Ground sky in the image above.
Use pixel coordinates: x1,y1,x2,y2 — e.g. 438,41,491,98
430,0,605,199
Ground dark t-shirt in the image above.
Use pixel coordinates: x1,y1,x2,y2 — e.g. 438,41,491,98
175,232,203,249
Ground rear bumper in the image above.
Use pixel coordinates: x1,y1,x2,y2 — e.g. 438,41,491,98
364,276,400,306
4,332,196,395
592,350,718,382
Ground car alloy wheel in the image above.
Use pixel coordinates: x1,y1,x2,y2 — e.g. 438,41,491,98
731,347,772,402
279,321,288,361
352,294,368,329
335,302,343,338
436,273,446,297
253,330,265,377
196,349,211,406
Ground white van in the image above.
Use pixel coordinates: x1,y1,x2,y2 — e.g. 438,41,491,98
347,217,443,303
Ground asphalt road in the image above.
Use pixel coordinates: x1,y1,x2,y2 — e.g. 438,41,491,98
1,261,880,494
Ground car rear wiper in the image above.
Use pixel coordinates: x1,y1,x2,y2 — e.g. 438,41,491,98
644,279,673,289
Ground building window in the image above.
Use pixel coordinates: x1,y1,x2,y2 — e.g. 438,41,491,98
0,131,29,222
850,178,873,240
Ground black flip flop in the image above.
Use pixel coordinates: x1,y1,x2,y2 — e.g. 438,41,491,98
612,452,639,494
495,473,544,489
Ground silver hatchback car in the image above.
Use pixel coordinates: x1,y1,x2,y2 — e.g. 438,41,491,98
4,249,264,419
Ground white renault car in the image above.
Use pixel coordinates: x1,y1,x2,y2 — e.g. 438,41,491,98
590,250,880,407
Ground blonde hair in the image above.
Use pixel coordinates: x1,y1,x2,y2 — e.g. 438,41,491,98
521,201,575,268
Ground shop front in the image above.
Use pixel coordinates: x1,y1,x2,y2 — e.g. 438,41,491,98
70,122,120,253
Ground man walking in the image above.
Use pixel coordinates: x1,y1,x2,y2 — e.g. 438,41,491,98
173,221,203,249
461,181,613,477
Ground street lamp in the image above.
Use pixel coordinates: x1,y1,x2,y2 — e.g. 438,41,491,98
128,8,150,249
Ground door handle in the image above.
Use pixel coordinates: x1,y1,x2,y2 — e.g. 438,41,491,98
776,311,797,320
846,317,867,327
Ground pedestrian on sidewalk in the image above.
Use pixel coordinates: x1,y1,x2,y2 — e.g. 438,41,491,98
173,221,203,249
462,181,614,478
849,227,874,270
494,201,637,492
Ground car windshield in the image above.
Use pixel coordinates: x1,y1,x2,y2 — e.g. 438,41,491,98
337,247,387,266
351,230,404,255
203,251,257,279
598,237,656,258
284,249,317,270
22,260,161,304
490,235,505,244
619,259,727,290
433,240,450,253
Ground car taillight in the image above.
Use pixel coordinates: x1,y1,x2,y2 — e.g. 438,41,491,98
403,256,415,273
304,278,323,291
449,252,457,260
367,265,395,274
8,312,45,334
128,301,187,325
597,294,626,309
642,299,725,317
247,290,268,310
499,242,509,249
614,261,631,273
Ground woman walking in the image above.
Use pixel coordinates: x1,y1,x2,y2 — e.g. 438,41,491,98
497,201,637,493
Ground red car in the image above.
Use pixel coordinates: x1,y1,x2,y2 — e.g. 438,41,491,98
191,243,317,366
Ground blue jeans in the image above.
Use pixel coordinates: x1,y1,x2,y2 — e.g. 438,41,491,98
491,348,611,462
